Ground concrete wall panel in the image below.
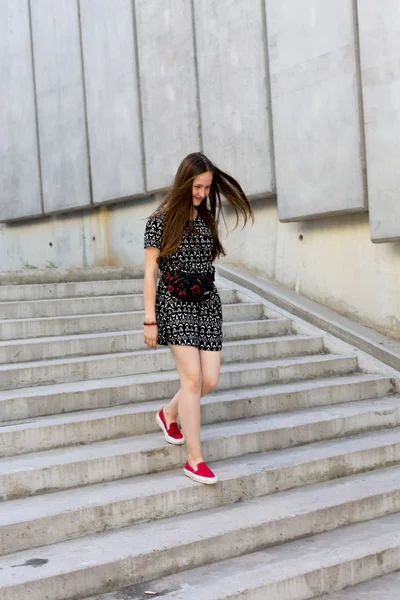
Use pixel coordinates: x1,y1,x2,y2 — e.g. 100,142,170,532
79,0,144,204
0,0,42,221
194,0,274,195
135,0,200,191
358,0,400,242
266,0,366,221
30,0,91,213
222,203,400,340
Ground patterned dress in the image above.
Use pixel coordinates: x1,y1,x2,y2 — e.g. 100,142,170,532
144,212,223,351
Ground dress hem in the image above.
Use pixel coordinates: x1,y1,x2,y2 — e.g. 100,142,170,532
159,340,222,352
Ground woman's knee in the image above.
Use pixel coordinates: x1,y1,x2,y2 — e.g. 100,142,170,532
182,374,203,395
202,373,219,395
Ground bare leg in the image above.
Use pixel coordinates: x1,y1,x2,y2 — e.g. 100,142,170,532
168,345,203,468
200,350,221,396
163,350,221,425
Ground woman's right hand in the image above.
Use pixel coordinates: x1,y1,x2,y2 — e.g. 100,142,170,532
144,324,159,350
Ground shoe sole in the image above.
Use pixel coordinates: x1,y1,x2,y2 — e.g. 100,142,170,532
183,468,218,485
156,412,185,446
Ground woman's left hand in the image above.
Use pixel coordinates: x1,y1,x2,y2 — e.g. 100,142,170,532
144,324,158,350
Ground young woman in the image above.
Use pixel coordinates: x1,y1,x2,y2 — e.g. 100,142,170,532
143,152,253,484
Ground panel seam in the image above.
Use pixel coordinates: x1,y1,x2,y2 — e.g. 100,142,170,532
77,0,94,206
27,0,45,215
352,0,369,209
131,0,148,192
190,0,204,151
262,0,278,281
261,0,277,194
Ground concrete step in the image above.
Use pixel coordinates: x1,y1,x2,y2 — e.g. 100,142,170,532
0,374,393,456
0,354,358,420
0,302,265,340
2,428,400,554
81,511,400,600
0,354,359,421
318,571,400,599
2,469,400,600
0,317,291,364
0,288,237,320
0,334,325,390
0,278,232,302
1,396,399,501
0,279,144,302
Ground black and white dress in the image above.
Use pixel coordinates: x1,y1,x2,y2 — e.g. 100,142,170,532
144,212,223,351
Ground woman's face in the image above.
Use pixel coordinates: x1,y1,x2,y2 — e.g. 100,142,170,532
192,171,213,207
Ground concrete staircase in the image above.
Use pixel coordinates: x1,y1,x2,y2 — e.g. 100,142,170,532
0,272,399,600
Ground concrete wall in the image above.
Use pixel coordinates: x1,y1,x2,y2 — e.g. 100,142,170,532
266,0,367,221
0,0,42,220
0,198,155,272
30,0,91,213
80,0,144,203
135,0,200,191
1,0,399,239
221,200,400,340
358,0,400,242
1,1,400,338
2,193,399,339
194,0,274,195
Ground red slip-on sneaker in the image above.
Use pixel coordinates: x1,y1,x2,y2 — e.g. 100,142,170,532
183,461,218,485
156,408,185,445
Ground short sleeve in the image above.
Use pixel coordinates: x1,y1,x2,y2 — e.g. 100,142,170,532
144,215,164,249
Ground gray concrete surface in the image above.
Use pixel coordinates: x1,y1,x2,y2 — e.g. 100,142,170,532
135,0,200,191
1,273,399,599
0,302,265,339
0,355,359,423
0,288,236,319
0,318,289,363
266,0,366,221
218,263,400,372
30,0,91,213
81,515,400,600
1,440,400,554
0,373,391,456
0,266,144,286
194,0,274,195
0,334,325,390
0,0,42,221
80,0,144,203
322,570,400,599
1,395,399,501
3,472,400,600
358,0,400,242
0,279,144,302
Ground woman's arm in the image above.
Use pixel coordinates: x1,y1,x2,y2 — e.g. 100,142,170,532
143,246,160,349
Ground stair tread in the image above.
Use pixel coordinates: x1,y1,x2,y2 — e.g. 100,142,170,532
0,284,233,305
81,513,400,600
0,318,284,347
0,301,255,324
2,428,400,527
319,571,400,599
0,272,398,599
0,292,144,307
0,333,319,372
0,353,354,400
1,468,400,589
0,395,398,474
0,372,391,431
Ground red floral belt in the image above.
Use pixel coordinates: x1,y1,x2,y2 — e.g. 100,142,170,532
162,269,215,302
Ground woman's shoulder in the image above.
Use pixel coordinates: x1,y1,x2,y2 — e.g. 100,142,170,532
144,211,166,248
146,211,165,224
